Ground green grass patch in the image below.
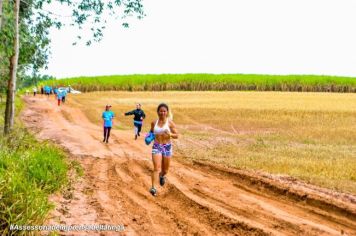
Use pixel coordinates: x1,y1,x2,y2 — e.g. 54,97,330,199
42,74,356,92
0,99,69,235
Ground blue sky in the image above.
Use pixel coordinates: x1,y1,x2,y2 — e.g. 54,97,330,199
42,0,356,78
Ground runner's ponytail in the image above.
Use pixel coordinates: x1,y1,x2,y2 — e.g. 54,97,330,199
169,109,173,121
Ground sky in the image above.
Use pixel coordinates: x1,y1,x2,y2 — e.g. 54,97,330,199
42,0,356,78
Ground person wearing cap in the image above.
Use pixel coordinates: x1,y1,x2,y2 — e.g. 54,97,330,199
102,105,115,143
124,103,146,140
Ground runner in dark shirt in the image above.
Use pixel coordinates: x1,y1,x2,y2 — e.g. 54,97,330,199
125,103,146,140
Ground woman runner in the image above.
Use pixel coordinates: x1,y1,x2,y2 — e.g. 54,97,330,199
149,103,178,196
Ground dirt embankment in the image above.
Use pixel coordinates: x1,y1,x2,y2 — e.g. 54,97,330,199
21,96,356,236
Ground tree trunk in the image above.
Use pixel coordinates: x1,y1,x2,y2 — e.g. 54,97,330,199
0,0,3,29
4,0,20,134
0,0,3,82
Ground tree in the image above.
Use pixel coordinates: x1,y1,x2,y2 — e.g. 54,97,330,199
3,0,19,134
0,0,6,95
0,0,3,28
1,0,144,134
1,0,51,133
0,0,52,99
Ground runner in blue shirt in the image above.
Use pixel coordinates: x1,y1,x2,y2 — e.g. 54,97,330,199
44,86,50,98
61,90,67,104
102,105,115,143
57,91,62,106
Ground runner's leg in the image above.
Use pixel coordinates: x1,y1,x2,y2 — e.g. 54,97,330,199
103,127,108,142
151,154,162,189
106,127,111,143
134,123,138,140
161,156,171,177
138,124,142,136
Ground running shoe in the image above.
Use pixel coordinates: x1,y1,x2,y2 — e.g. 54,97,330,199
159,176,166,186
149,187,157,196
135,135,138,140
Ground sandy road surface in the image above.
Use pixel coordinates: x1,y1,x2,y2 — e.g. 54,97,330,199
21,96,356,236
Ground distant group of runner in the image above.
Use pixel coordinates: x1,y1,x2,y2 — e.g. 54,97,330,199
30,85,68,106
102,103,179,197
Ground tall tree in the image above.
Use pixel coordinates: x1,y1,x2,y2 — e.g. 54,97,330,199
0,0,3,29
4,0,20,134
0,0,50,99
2,0,144,134
0,0,5,93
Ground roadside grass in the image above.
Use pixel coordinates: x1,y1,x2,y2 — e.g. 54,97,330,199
0,99,69,235
69,91,356,194
41,74,356,92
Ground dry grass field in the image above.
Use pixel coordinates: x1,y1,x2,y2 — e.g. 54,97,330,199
68,91,356,194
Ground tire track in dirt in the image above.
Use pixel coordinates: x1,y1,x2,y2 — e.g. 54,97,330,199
21,96,356,236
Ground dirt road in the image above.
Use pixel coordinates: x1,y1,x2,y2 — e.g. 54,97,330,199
21,96,356,236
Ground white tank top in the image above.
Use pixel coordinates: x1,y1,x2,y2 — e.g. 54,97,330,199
154,119,171,135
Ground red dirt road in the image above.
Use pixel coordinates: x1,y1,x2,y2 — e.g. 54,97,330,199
21,96,356,236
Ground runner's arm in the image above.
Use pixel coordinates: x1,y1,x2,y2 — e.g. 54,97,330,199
124,110,134,116
168,121,178,139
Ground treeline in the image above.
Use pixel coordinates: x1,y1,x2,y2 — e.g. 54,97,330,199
46,74,356,92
